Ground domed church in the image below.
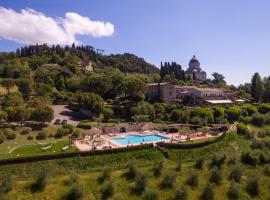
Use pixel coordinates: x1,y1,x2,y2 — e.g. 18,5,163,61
185,55,207,81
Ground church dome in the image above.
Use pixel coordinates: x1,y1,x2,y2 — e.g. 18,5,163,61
188,55,200,69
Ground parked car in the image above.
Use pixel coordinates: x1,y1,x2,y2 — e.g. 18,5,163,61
54,119,61,125
62,119,68,125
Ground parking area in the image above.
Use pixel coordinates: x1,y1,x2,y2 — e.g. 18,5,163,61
51,105,85,125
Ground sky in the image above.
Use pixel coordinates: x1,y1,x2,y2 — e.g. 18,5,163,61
0,0,270,86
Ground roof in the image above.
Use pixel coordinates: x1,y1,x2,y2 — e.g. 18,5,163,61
235,99,245,102
174,85,223,93
205,99,233,104
148,82,170,86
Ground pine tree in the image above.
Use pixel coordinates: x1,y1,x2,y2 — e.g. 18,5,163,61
251,72,264,102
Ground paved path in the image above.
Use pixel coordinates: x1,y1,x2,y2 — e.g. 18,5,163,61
51,105,85,125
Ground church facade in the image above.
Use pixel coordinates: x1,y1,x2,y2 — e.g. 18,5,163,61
185,55,207,81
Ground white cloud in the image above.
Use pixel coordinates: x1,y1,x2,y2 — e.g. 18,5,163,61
0,7,114,45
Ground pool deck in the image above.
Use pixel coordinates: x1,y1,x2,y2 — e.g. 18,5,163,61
74,130,222,152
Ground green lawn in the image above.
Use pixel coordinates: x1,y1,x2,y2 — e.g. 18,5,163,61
0,128,77,159
8,140,77,158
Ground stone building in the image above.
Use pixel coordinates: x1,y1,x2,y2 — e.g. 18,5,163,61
185,55,207,81
146,83,238,105
146,82,173,104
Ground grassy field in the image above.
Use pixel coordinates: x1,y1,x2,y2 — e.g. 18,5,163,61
2,130,270,199
0,125,77,159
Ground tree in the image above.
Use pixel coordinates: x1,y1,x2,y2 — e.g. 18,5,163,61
227,181,239,199
28,97,54,123
123,76,147,101
209,167,222,185
200,183,215,200
251,72,263,102
134,173,147,194
17,78,33,96
13,106,31,126
212,72,226,84
246,177,259,197
101,181,114,200
174,186,188,200
103,108,113,122
142,189,159,200
190,107,214,124
226,106,243,122
263,76,270,102
1,78,15,93
4,92,24,107
34,83,53,97
31,170,48,192
130,102,155,120
160,171,176,189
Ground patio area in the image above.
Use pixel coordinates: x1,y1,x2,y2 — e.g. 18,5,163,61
74,128,224,152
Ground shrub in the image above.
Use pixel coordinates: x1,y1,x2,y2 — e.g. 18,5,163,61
190,116,204,125
194,158,204,169
55,126,72,138
229,167,242,183
264,164,270,176
250,139,265,149
0,174,13,193
259,153,269,164
174,186,188,200
65,184,83,200
236,122,249,135
227,181,239,199
241,152,257,166
170,109,182,122
258,103,270,114
77,122,92,129
160,171,176,189
36,129,48,140
63,124,74,133
66,173,80,186
244,104,258,116
209,167,222,185
71,128,86,138
4,128,16,140
142,189,159,200
226,106,243,122
200,183,215,200
27,134,34,140
97,168,111,184
211,154,226,169
186,171,199,187
31,170,48,192
265,128,270,136
54,128,65,138
246,177,259,196
134,173,147,194
175,160,182,172
126,162,139,180
101,181,114,200
153,161,163,177
20,127,32,135
0,134,4,144
251,113,265,127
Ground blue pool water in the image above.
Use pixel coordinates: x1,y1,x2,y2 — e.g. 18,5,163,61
110,134,169,145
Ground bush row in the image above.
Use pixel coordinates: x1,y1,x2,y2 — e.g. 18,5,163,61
157,132,226,149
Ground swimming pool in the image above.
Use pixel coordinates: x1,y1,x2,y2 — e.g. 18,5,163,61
110,134,169,146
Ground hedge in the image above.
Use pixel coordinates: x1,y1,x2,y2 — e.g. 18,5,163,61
157,132,226,149
0,144,153,166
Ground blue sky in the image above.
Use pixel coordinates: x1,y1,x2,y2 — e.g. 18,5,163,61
0,0,270,85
